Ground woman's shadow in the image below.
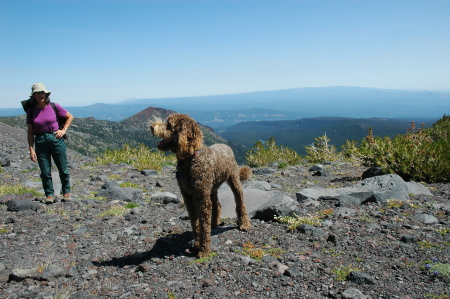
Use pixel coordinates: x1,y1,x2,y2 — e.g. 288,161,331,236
92,226,235,268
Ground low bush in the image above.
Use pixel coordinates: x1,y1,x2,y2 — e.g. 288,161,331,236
305,133,342,163
345,115,450,182
0,185,42,197
245,137,301,167
95,144,176,171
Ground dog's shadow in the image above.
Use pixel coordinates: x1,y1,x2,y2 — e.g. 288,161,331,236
92,226,236,268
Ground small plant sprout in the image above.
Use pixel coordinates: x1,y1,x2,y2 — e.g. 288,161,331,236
275,209,333,231
423,259,450,278
331,265,361,282
97,205,127,218
385,198,404,209
189,252,217,264
0,224,10,234
239,242,285,261
167,292,178,299
125,202,140,209
36,262,50,274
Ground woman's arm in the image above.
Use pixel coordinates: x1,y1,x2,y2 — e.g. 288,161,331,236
63,111,74,130
27,124,36,162
55,111,74,139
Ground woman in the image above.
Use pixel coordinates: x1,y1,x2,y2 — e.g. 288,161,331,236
26,83,74,203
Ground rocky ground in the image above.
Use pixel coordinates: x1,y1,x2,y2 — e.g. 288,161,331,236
0,122,449,299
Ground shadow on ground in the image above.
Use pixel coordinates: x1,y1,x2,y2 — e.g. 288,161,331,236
92,226,236,268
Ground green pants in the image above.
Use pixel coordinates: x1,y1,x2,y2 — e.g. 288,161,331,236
35,132,70,197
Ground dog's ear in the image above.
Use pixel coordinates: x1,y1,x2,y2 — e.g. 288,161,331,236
177,116,203,158
148,115,164,131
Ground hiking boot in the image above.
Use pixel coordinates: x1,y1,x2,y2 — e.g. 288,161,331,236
62,193,71,202
44,196,55,204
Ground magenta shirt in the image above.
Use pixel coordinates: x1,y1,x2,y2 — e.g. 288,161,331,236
27,103,68,134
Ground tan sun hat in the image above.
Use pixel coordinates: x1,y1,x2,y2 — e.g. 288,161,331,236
30,83,51,96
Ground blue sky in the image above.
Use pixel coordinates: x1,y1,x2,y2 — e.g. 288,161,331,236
1,0,449,108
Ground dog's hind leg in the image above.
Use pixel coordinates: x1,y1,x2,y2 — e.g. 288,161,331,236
211,189,221,229
227,174,251,231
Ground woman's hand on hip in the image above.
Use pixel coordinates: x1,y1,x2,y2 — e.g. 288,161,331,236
54,129,66,139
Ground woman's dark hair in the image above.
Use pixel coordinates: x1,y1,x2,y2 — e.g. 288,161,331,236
29,94,51,105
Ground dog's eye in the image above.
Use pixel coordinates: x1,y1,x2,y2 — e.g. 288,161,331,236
167,123,171,130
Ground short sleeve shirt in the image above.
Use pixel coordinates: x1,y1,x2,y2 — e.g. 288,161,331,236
26,103,67,134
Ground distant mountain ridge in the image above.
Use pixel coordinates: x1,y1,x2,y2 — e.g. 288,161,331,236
1,87,448,126
122,86,449,119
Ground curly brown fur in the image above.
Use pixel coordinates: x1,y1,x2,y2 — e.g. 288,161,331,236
150,113,251,257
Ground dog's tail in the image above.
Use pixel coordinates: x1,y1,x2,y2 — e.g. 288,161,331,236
239,166,252,181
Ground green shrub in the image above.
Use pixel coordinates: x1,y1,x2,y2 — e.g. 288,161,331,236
351,116,450,182
95,144,176,171
305,133,342,163
331,265,361,282
245,137,301,167
275,213,322,231
0,185,42,197
125,202,140,209
97,205,127,217
120,181,143,189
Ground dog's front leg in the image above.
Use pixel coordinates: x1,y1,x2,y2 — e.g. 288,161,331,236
181,190,200,248
196,193,212,258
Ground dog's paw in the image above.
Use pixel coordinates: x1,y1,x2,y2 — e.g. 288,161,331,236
238,220,251,231
197,251,210,258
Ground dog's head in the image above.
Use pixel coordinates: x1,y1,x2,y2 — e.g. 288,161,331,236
149,113,203,160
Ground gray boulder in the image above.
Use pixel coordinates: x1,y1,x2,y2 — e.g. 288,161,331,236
151,192,180,204
10,267,40,281
333,207,357,217
40,264,67,281
297,224,326,237
361,167,384,179
357,174,415,203
296,174,432,206
218,185,299,221
96,186,142,202
252,168,278,175
243,180,272,191
0,154,10,167
348,271,376,285
411,213,439,224
308,164,325,171
324,191,375,207
141,169,158,177
342,287,368,299
7,199,39,212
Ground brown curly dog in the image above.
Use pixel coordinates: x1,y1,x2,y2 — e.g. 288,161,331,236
150,113,251,257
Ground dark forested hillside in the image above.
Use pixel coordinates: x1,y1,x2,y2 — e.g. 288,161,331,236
2,108,438,164
219,117,438,156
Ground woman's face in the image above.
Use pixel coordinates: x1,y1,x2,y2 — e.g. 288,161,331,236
33,91,47,103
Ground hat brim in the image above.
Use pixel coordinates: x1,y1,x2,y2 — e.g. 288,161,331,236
30,91,51,97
